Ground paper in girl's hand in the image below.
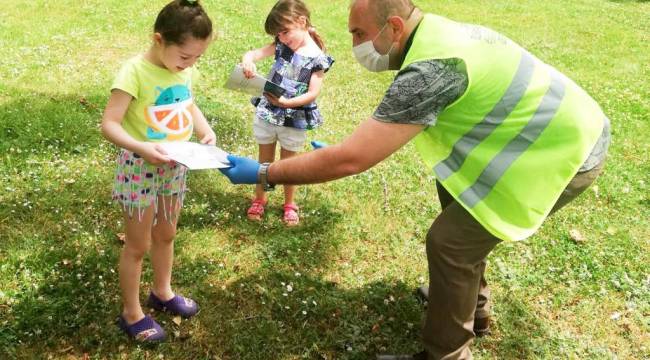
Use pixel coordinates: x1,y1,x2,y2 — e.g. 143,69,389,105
225,64,288,97
158,141,231,170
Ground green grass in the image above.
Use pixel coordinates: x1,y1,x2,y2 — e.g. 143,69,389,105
1,0,649,359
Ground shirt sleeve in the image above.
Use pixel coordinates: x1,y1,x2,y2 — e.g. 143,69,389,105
110,60,139,99
373,58,468,126
313,54,334,73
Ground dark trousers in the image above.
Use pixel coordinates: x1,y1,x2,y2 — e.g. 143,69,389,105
422,161,605,360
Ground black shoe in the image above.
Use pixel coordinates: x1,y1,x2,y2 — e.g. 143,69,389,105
377,351,428,360
416,286,429,302
473,316,490,337
415,286,491,337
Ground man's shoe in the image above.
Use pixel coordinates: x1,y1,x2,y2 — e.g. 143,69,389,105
416,286,491,337
416,286,429,302
377,350,428,360
473,316,490,337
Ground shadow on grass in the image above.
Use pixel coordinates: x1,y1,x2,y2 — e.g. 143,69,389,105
2,235,557,360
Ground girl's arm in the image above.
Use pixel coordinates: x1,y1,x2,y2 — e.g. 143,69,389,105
101,89,171,165
265,69,325,108
241,43,276,78
191,105,216,145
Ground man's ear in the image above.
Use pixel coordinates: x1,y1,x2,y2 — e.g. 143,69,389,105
387,15,406,41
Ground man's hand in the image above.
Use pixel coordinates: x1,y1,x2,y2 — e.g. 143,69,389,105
219,155,260,184
310,140,328,150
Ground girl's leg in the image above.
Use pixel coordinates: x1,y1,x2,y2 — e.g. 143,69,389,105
150,195,180,301
255,143,277,201
120,206,156,324
280,147,298,205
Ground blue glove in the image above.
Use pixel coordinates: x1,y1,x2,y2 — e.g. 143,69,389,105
310,140,328,150
219,154,260,184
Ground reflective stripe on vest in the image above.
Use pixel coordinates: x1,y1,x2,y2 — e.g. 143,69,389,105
460,65,566,207
403,14,605,240
434,51,537,183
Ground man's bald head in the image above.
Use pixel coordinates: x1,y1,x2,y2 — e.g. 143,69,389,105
351,0,415,25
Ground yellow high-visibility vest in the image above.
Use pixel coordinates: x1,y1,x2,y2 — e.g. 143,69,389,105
407,14,605,240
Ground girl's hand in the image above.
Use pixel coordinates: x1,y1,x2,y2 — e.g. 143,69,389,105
199,131,217,146
264,93,291,108
241,61,257,79
137,142,172,165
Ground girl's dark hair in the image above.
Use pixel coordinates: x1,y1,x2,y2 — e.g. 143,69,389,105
154,0,213,45
264,0,326,51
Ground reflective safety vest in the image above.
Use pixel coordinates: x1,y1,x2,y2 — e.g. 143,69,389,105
406,14,605,240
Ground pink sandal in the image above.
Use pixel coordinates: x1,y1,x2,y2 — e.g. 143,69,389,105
283,203,299,226
247,199,266,221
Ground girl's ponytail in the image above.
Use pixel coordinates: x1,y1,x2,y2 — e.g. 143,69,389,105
308,27,326,52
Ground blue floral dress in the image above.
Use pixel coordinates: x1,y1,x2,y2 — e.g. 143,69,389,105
253,41,334,130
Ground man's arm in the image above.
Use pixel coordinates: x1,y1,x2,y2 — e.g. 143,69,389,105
267,118,424,185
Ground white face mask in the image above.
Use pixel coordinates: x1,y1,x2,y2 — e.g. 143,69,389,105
352,22,395,72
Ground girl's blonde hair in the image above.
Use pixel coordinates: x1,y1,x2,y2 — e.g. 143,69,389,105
264,0,326,51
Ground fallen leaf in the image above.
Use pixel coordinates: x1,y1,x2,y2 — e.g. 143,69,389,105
57,346,73,353
172,316,182,326
371,323,380,333
569,229,586,243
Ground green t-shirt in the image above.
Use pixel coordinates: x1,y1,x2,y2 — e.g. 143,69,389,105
111,55,200,142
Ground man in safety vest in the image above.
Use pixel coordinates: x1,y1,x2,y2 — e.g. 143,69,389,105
220,0,610,358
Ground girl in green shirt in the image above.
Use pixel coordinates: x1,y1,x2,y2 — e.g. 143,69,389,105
100,0,215,343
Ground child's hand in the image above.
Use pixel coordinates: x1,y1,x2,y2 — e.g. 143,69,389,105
241,61,257,79
138,142,172,165
199,131,217,146
264,93,290,108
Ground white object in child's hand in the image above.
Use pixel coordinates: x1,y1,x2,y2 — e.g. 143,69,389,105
158,141,230,170
225,64,287,98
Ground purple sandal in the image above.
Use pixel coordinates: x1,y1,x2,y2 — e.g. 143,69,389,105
147,292,199,318
117,315,166,342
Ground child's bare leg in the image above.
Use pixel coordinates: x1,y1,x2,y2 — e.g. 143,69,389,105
150,195,180,301
280,147,298,205
120,206,156,324
255,143,277,201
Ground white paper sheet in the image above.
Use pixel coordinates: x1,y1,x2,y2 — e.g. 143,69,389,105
158,142,231,170
224,64,287,97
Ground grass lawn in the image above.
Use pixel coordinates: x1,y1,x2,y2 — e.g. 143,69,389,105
1,0,649,359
